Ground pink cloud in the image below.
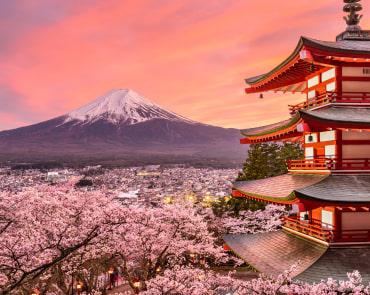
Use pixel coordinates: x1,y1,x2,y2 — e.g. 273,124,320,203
0,0,369,131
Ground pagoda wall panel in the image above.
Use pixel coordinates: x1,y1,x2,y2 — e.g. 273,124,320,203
342,67,370,77
343,145,370,158
342,212,370,230
342,81,370,92
342,131,370,140
311,207,322,222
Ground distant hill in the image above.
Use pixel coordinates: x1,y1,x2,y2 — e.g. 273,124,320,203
0,89,246,167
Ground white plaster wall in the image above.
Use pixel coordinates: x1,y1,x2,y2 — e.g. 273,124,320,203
320,131,336,142
322,68,336,81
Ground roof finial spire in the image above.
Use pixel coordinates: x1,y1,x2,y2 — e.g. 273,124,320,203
343,0,363,29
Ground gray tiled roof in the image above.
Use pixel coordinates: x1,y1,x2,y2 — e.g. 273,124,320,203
304,37,370,54
301,106,370,126
224,231,327,277
225,231,370,284
296,246,370,284
233,174,327,199
295,175,370,203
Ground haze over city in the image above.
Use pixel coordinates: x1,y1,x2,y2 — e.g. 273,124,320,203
1,0,370,131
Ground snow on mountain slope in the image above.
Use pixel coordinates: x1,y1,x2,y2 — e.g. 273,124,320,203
65,89,195,125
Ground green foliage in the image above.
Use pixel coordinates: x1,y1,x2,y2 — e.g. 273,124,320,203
237,143,303,181
212,197,265,217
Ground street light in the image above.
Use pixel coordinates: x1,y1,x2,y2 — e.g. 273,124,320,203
133,279,142,289
76,282,82,295
108,268,114,290
163,196,173,204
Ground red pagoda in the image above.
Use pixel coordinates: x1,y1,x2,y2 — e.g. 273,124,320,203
225,0,370,283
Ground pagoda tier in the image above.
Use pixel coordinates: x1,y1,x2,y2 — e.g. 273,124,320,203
233,173,370,243
245,36,370,94
232,174,326,204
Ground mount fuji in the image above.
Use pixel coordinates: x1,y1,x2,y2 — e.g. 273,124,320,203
0,89,245,167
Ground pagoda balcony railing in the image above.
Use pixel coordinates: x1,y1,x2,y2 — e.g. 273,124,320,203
283,216,370,243
283,216,334,242
289,91,370,114
287,158,370,171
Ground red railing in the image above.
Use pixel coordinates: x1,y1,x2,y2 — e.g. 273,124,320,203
283,216,334,242
289,91,370,114
284,216,370,243
287,158,330,170
287,158,370,171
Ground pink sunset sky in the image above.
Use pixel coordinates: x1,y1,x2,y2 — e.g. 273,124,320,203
1,0,369,131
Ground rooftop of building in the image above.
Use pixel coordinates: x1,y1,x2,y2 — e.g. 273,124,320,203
233,174,327,203
234,174,370,204
225,230,370,284
244,0,370,94
296,174,370,203
245,36,370,88
241,105,370,142
300,105,370,127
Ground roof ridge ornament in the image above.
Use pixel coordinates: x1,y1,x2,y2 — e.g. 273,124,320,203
343,0,363,29
336,0,370,41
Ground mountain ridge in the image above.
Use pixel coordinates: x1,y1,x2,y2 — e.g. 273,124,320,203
0,89,246,167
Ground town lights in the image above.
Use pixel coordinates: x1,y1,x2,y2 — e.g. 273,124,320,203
224,196,231,202
76,282,83,295
31,290,39,295
133,280,142,289
156,266,162,273
108,268,114,289
185,194,196,203
163,196,173,204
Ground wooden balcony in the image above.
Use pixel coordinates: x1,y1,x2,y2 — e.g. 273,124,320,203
289,91,370,114
287,158,370,171
284,216,370,243
283,216,333,242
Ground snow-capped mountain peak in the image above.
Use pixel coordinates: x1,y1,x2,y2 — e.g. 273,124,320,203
65,89,194,125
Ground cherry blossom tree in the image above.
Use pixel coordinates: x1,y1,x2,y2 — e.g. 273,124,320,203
106,204,230,293
221,204,289,235
0,181,124,294
137,265,370,295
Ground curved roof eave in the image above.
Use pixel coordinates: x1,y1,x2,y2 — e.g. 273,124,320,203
245,36,370,86
245,37,305,86
241,114,301,138
299,107,370,128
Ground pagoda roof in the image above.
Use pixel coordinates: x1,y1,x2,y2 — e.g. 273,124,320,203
233,174,327,204
225,230,370,284
295,175,370,203
241,105,370,143
241,117,297,137
245,36,370,94
224,231,327,278
300,105,370,129
296,246,370,284
240,115,302,143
